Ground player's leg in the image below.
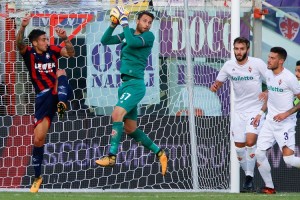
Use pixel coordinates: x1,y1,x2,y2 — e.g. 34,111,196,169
282,147,300,167
30,89,56,193
231,113,248,185
235,144,247,174
255,148,276,194
95,106,126,167
96,82,133,167
255,119,276,194
244,133,257,191
278,119,300,168
56,69,71,118
124,79,168,175
30,117,50,193
124,118,168,176
243,112,264,191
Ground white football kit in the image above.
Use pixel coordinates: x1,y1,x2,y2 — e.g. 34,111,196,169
257,68,300,151
217,57,267,142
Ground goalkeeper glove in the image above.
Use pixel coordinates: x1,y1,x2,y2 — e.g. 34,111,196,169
116,5,129,16
119,15,129,27
109,6,129,25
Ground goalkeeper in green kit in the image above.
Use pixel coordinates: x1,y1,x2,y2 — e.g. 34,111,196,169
95,6,168,176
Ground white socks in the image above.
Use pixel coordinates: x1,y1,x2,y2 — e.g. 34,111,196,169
245,145,256,177
256,149,274,188
283,154,300,168
236,147,247,173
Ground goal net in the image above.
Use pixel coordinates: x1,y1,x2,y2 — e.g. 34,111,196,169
0,0,251,191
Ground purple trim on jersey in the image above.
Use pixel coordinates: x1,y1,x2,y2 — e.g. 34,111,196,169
22,45,62,93
137,36,145,46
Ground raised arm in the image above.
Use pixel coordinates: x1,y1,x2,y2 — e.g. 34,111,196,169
101,25,125,45
16,14,31,55
55,27,75,57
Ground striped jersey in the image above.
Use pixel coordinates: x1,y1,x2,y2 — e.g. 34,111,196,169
22,45,62,93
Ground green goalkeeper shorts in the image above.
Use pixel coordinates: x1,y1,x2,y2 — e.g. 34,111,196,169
116,78,146,120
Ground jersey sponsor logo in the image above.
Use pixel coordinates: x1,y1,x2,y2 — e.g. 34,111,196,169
231,76,254,81
267,85,284,92
35,63,56,73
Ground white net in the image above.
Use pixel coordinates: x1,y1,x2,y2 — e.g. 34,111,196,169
0,0,251,191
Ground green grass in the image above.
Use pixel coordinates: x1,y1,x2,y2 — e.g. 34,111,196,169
1,192,300,200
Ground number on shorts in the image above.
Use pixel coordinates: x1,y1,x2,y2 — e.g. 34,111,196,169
120,92,131,101
250,117,259,126
284,132,288,140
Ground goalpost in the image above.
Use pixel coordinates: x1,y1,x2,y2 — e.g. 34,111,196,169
0,0,252,192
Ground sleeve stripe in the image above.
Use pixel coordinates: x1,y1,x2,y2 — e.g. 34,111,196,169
117,35,122,42
138,36,145,46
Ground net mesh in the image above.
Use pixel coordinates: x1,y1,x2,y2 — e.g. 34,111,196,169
0,0,251,191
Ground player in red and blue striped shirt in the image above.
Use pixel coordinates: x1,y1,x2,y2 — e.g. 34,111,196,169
16,14,75,193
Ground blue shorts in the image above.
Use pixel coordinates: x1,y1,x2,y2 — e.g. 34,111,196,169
34,89,58,127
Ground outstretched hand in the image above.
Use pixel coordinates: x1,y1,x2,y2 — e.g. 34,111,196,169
55,27,68,40
21,13,31,28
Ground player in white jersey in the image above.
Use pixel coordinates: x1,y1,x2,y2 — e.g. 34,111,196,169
294,61,300,119
210,37,267,192
253,47,300,194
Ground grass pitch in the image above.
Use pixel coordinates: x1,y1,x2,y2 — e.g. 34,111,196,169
1,192,300,200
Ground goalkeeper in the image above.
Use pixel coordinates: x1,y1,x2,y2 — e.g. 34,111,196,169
16,14,75,193
95,8,168,176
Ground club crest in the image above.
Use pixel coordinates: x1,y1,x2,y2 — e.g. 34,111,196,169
111,129,117,136
279,12,300,41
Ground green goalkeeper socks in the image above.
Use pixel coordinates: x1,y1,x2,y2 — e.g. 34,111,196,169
129,129,160,154
109,122,124,155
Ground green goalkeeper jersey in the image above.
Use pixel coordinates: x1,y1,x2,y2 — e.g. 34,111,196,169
101,26,154,79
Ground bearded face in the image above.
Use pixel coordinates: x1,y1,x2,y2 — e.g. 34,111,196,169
233,42,249,63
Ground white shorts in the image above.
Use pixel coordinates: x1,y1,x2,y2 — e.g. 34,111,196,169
231,111,265,143
257,117,296,151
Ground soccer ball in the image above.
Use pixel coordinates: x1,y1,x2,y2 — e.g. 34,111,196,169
110,15,119,24
110,7,121,24
109,6,129,24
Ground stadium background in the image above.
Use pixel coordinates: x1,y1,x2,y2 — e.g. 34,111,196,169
0,0,300,192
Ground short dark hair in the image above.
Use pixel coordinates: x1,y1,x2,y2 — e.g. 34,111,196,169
137,11,154,20
296,60,300,66
233,37,250,49
270,47,287,61
28,29,46,43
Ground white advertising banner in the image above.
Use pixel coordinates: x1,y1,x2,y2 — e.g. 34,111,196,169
85,20,160,108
